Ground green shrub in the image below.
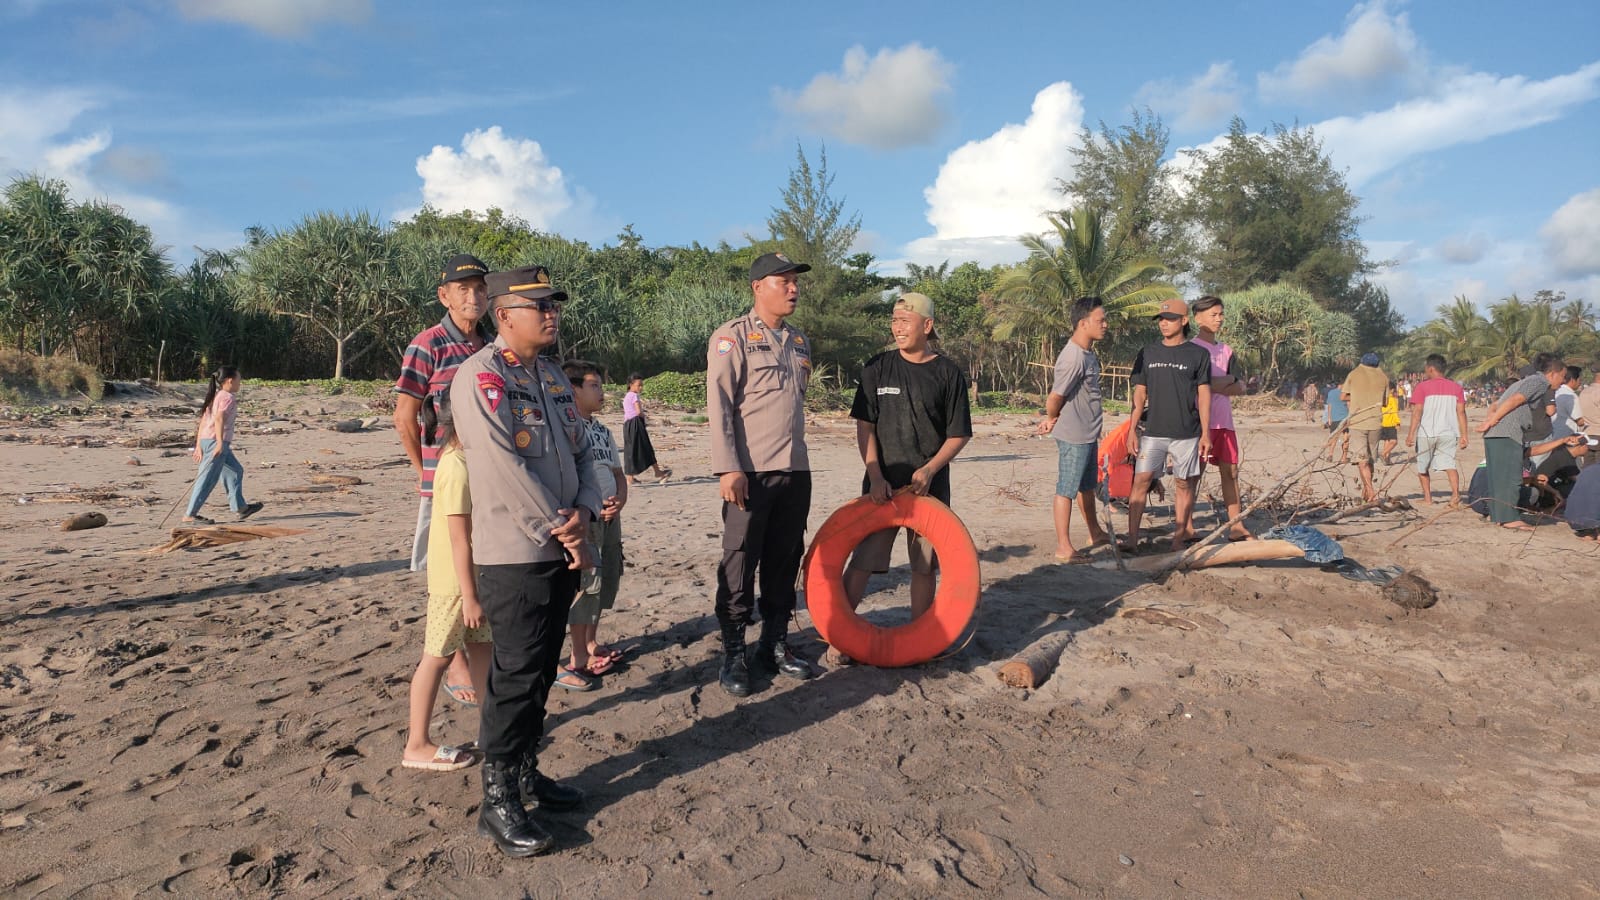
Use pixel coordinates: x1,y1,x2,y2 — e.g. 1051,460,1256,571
975,390,1043,413
0,349,104,401
640,371,706,409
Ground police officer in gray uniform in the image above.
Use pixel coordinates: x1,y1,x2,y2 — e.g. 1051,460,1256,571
450,265,600,857
707,252,816,696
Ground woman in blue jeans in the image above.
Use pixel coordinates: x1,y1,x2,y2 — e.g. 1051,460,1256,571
182,366,263,524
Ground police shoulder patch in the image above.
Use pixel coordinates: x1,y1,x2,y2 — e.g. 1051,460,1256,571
716,338,735,356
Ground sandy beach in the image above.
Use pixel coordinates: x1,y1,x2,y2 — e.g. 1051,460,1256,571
3,385,1599,897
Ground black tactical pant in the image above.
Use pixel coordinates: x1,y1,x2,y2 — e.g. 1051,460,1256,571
477,560,578,764
714,470,811,645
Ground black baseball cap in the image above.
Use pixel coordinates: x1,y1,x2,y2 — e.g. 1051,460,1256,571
439,253,489,285
749,252,811,281
486,265,569,302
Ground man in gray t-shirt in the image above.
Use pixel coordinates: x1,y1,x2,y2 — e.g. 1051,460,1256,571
1036,297,1111,562
1477,353,1566,528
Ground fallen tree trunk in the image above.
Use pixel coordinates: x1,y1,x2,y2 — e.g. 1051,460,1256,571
1096,538,1305,573
996,630,1074,689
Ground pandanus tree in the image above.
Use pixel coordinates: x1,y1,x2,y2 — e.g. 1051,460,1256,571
235,210,411,379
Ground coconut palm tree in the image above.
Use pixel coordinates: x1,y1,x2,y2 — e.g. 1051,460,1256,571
991,207,1177,374
1458,295,1562,382
1404,296,1486,372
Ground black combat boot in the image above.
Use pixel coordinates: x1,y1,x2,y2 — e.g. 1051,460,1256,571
719,634,751,697
519,753,583,812
753,623,813,681
478,758,555,857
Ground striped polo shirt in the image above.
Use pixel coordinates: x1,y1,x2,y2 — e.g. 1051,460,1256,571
395,315,489,497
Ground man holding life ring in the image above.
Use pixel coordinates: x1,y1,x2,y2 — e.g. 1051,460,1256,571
706,252,817,697
838,293,972,658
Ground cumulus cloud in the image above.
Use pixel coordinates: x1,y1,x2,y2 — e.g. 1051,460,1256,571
408,126,582,231
1136,63,1242,132
1313,61,1600,186
1434,231,1490,265
774,44,953,149
1259,1,1423,102
1540,188,1600,278
172,0,371,38
900,82,1085,266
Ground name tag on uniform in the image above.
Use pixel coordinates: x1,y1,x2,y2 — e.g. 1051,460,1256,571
877,387,902,396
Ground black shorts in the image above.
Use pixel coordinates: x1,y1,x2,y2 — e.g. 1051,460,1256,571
1380,425,1398,440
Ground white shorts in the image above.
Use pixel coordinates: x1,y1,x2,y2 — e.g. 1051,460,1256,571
1136,435,1202,479
1414,434,1458,473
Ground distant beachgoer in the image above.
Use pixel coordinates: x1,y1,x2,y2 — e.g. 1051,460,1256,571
1407,355,1469,506
1324,384,1350,462
402,392,490,773
181,366,263,525
1302,381,1320,422
622,374,671,484
1380,382,1402,464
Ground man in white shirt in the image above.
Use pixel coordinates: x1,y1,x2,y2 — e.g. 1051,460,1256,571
1553,366,1587,439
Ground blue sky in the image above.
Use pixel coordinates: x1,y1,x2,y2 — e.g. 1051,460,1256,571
2,0,1597,324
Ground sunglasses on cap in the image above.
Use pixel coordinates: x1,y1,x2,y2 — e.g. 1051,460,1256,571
499,298,562,313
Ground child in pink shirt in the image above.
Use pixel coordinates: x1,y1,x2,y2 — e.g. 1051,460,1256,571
182,366,264,524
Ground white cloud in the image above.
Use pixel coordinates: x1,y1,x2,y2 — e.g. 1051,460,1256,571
407,126,581,231
172,0,371,38
1313,61,1600,186
1259,1,1423,102
1136,63,1242,132
774,44,953,150
0,86,182,234
901,82,1085,266
1540,188,1600,278
1434,231,1491,265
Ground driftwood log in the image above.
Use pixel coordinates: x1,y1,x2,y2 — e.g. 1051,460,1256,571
310,474,364,487
1094,538,1306,573
60,512,108,531
996,630,1074,689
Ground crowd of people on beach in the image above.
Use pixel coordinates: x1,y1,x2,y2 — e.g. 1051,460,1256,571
373,251,973,857
173,248,1597,859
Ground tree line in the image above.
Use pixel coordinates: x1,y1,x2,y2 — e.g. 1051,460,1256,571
2,114,1589,395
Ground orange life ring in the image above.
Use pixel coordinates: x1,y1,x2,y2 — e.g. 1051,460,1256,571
803,493,981,667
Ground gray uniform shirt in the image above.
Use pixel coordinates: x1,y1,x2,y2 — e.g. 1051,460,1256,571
706,311,811,474
1484,372,1553,442
450,338,602,565
1049,340,1102,445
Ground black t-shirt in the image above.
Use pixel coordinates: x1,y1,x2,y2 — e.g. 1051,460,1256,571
850,350,973,502
1130,340,1211,439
